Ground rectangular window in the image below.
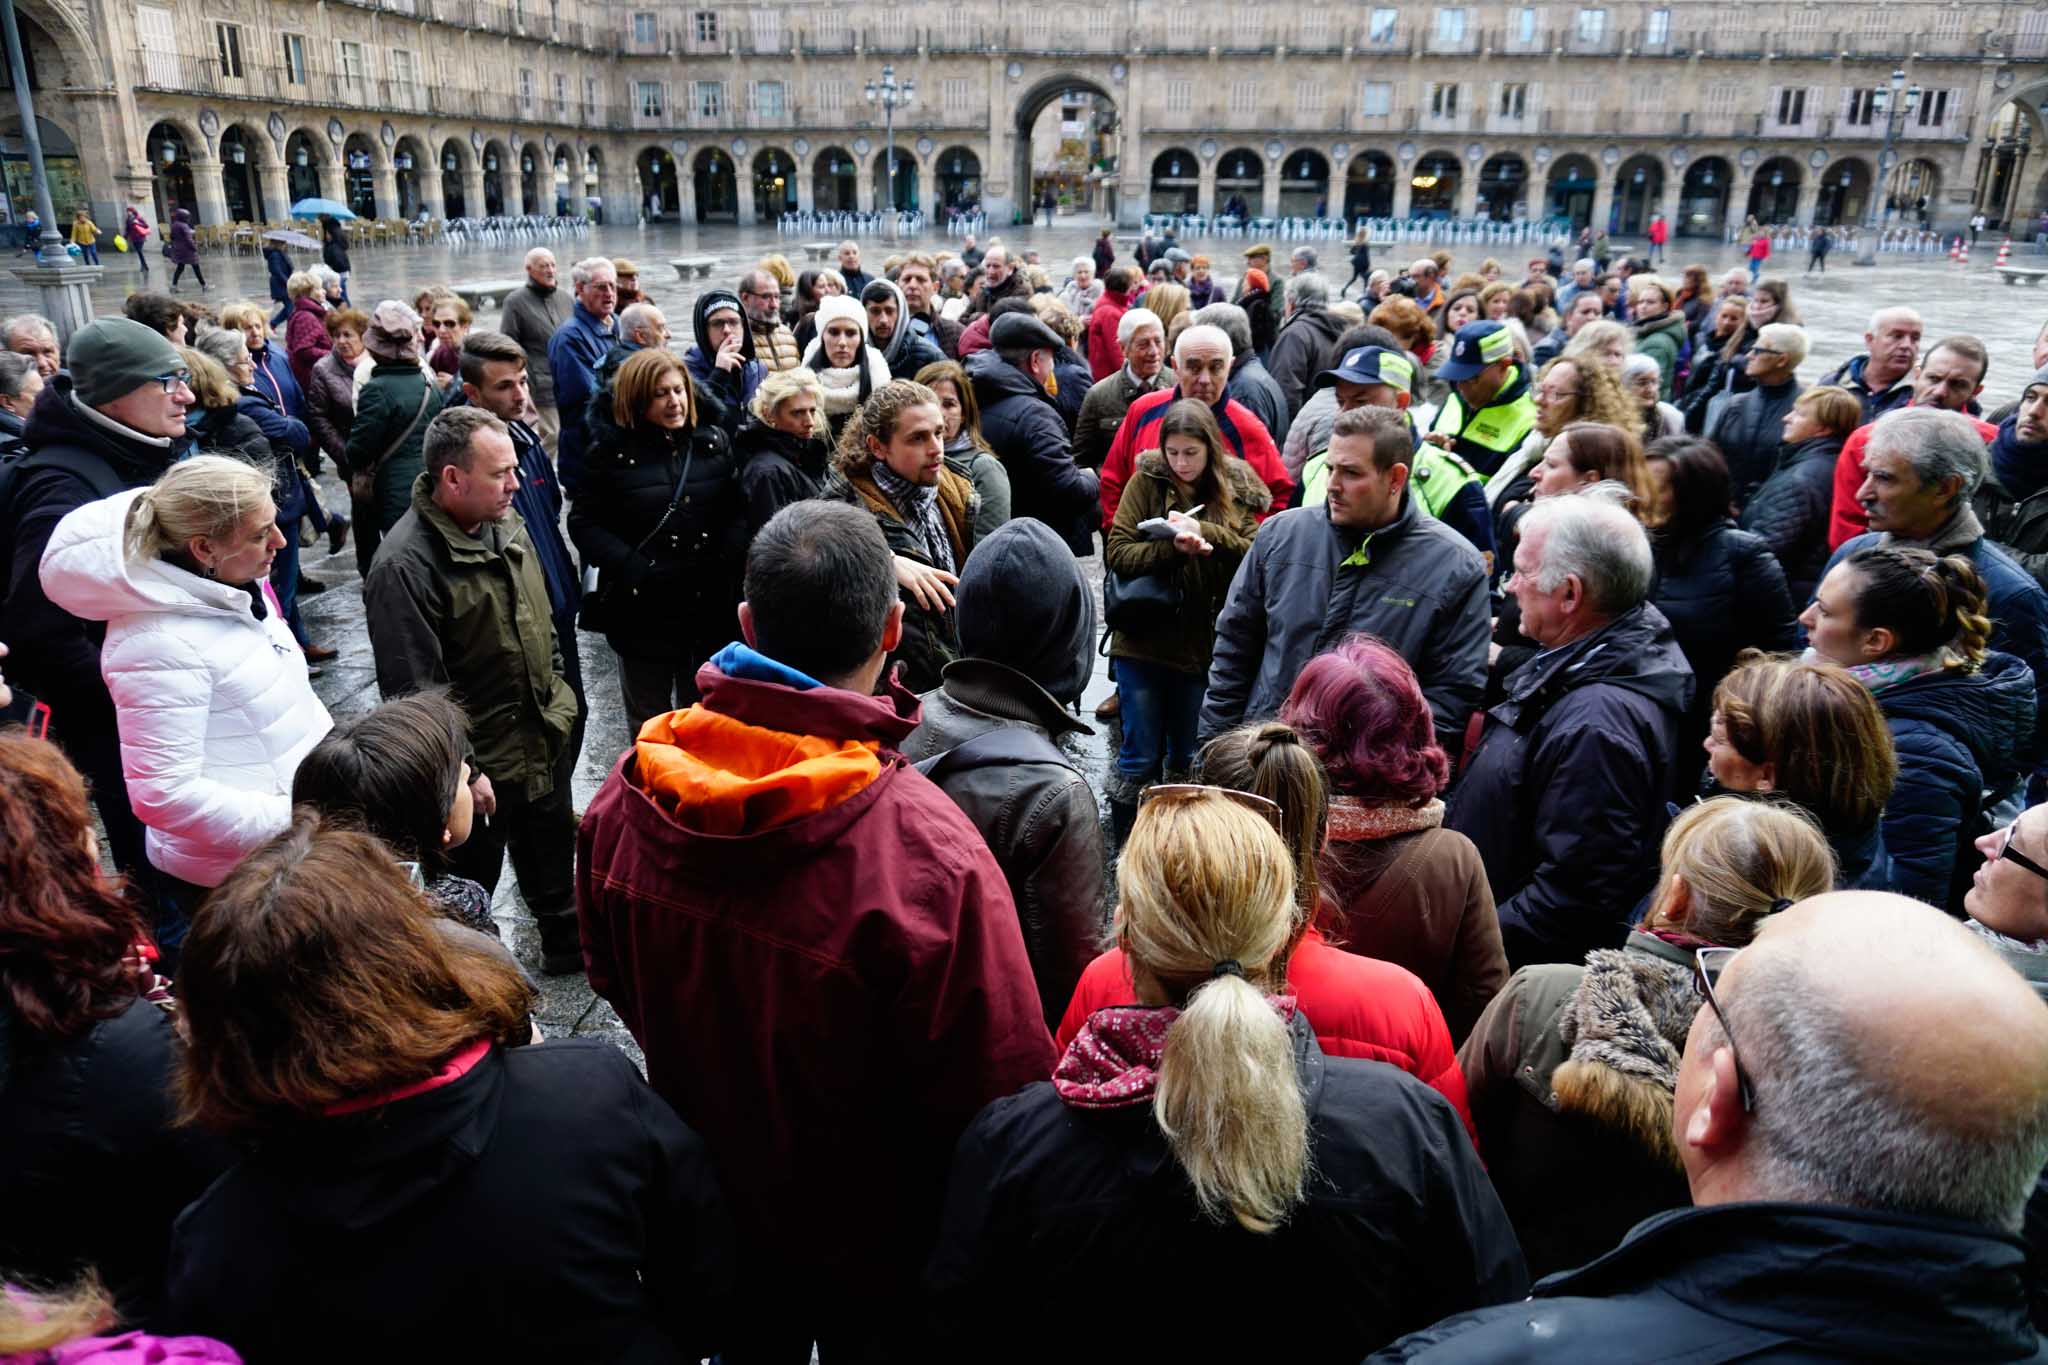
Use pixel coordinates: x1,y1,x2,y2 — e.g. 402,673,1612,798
1168,5,1199,45
1088,8,1113,44
695,80,723,118
1499,82,1527,118
1705,80,1739,116
337,40,365,90
583,76,597,115
1359,80,1393,117
815,79,843,113
215,24,243,77
518,68,534,109
1644,8,1668,44
1846,87,1878,125
1228,80,1259,114
1776,87,1806,125
1299,10,1329,46
552,71,566,102
1918,88,1950,126
281,33,307,84
1429,82,1459,117
942,11,974,47
878,11,908,47
1629,75,1664,111
693,10,718,43
636,80,663,118
1435,8,1467,42
1231,11,1263,46
1513,6,1538,43
1368,8,1399,43
1568,80,1598,109
943,77,970,108
751,8,781,51
814,12,845,49
1295,80,1324,115
2020,11,2048,55
1860,8,1890,36
1574,8,1606,43
1930,10,1962,39
1165,78,1192,112
391,48,417,94
1787,9,1821,38
755,80,785,119
631,11,656,44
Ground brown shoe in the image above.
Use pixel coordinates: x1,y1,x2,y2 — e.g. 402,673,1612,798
1093,690,1120,720
303,643,339,663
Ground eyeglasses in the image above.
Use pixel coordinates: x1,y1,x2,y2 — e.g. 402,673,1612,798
1994,824,2048,883
1748,347,1784,357
1139,783,1285,838
151,370,192,394
744,288,779,300
1693,947,1755,1113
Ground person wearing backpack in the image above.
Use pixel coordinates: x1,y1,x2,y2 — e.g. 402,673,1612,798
3,318,193,902
900,518,1108,1028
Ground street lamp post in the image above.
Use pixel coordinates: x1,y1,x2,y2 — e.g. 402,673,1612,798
864,63,915,241
1855,67,1921,267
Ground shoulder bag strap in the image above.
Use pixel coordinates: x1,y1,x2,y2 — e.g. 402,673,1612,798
630,441,698,558
370,383,434,472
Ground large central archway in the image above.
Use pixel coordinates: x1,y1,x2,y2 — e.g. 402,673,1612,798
1010,72,1117,225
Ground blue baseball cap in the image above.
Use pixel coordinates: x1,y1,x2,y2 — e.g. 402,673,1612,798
1436,320,1517,381
1314,346,1415,396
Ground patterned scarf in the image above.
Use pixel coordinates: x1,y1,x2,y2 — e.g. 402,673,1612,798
871,461,954,574
1054,998,1298,1109
1806,647,1950,693
1326,796,1444,842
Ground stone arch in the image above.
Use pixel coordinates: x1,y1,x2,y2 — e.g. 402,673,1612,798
693,147,737,223
1748,156,1802,224
1412,149,1461,217
481,139,510,215
393,134,431,218
1477,153,1528,221
518,143,543,214
1150,146,1198,215
1678,156,1732,236
1280,149,1330,218
636,145,678,218
813,145,857,214
1547,153,1597,226
342,130,382,217
873,146,918,213
146,119,200,224
1009,70,1119,223
936,145,982,212
439,138,471,217
1612,153,1663,234
1216,147,1263,218
283,128,327,206
1345,150,1395,219
1980,87,2048,233
753,146,798,221
216,122,269,221
1815,156,1873,227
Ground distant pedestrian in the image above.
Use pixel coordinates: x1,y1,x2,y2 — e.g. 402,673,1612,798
69,208,100,266
1645,212,1667,266
1807,226,1832,275
123,203,152,278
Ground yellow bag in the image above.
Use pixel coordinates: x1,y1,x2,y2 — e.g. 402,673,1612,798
112,234,129,252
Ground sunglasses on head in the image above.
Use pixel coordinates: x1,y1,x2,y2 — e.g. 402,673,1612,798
1138,784,1285,839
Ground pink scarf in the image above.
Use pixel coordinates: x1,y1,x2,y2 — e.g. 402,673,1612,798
1326,796,1444,842
1054,998,1298,1109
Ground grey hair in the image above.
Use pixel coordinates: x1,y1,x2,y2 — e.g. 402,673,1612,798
1866,406,1987,503
618,302,665,346
1758,322,1810,365
0,350,35,398
1174,322,1234,362
1118,307,1164,348
309,264,341,289
1291,246,1318,268
569,256,616,290
1072,256,1094,273
189,324,250,374
1519,481,1653,614
1867,304,1922,335
740,267,778,296
1190,303,1252,356
1722,950,2048,1232
1287,272,1330,308
0,313,54,347
1573,258,1597,273
523,247,555,267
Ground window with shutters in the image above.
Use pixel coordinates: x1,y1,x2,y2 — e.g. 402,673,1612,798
1088,7,1113,45
1168,5,1199,46
1435,8,1467,42
1786,8,1821,39
280,33,307,84
1499,82,1528,118
1228,80,1260,113
337,40,365,92
392,48,418,103
1232,11,1263,46
751,8,781,50
815,78,844,113
696,80,723,119
1568,80,1598,109
1846,87,1879,125
1629,75,1663,112
1644,8,1669,44
943,11,974,47
2019,11,2048,55
1574,8,1606,43
693,10,718,43
1359,80,1393,117
518,68,535,114
815,11,845,48
1295,80,1324,116
1165,78,1192,112
943,78,970,108
1705,80,1740,116
1512,6,1538,43
1775,87,1806,125
584,76,598,117
631,12,656,44
636,80,663,118
1917,88,1951,126
755,80,785,119
551,71,566,103
215,24,244,77
1368,8,1399,43
1929,10,1962,39
1860,8,1890,37
1429,82,1459,118
1299,10,1329,46
877,10,907,47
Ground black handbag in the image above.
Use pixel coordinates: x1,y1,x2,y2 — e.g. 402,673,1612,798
578,441,697,635
1101,563,1183,635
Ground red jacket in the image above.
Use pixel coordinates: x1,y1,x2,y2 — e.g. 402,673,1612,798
577,651,1056,1296
1055,928,1478,1148
1099,385,1294,529
1748,234,1772,263
1826,409,1998,549
284,296,333,394
1648,219,1669,246
1086,289,1132,383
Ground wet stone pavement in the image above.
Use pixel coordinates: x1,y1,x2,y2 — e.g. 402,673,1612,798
21,220,2046,1063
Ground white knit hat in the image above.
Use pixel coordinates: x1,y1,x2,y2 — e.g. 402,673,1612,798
814,293,867,341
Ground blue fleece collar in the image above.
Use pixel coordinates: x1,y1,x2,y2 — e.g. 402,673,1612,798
710,641,822,690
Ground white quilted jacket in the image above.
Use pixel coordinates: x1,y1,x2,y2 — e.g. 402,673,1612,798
40,487,334,887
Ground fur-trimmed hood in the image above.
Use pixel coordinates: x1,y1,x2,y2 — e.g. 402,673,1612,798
1550,933,1700,1170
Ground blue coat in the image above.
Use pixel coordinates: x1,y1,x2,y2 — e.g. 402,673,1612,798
264,247,293,304
547,303,618,495
1875,651,2036,911
250,345,305,422
1826,526,2048,793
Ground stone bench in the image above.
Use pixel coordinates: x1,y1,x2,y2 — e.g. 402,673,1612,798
1997,266,2048,287
448,279,526,311
670,257,717,280
802,241,837,261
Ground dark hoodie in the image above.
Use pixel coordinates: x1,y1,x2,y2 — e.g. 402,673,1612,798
681,289,761,436
965,349,1100,556
1447,603,1696,967
734,419,831,537
1877,650,2037,911
164,1040,735,1362
866,278,946,378
167,209,198,265
1979,413,2048,595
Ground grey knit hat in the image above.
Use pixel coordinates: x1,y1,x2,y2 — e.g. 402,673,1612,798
2026,364,2048,399
68,317,183,408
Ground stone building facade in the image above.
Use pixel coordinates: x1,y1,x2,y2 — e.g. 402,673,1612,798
11,0,2047,239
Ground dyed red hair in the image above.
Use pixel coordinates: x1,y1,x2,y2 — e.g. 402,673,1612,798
0,733,146,1039
1280,635,1448,806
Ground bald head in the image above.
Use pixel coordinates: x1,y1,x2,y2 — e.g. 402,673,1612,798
1677,891,2048,1230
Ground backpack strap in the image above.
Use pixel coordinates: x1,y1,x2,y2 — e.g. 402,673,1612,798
914,725,1074,781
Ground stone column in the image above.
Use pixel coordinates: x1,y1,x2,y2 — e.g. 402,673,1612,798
796,163,815,214
189,157,230,225
856,164,875,214
1589,169,1617,238
736,158,757,224
372,164,398,220
1261,158,1281,219
1198,157,1217,218
318,159,346,204
1658,172,1684,228
258,162,291,222
1794,173,1822,227
1392,166,1414,219
1456,163,1481,219
462,165,487,218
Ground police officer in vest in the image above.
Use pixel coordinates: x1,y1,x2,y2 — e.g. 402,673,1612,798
1427,320,1538,480
1301,346,1494,571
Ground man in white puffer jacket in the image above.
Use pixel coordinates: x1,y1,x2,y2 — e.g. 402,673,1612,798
40,456,333,961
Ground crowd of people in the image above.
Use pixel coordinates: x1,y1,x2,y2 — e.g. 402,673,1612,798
3,226,2048,1363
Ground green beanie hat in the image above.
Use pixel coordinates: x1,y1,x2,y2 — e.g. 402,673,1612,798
68,317,184,409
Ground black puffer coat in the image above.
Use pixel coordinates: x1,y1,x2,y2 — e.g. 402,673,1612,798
1739,434,1843,603
928,1019,1528,1364
0,996,230,1329
568,407,744,666
1876,651,2036,912
1447,604,1695,968
732,420,830,538
965,350,1100,555
1705,376,1802,510
1651,519,1800,799
1677,324,1751,434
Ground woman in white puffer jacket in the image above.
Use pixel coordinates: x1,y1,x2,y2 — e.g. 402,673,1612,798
40,454,333,948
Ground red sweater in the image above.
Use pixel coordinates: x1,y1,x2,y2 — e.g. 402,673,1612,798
1826,409,1998,549
1099,386,1293,529
1055,928,1478,1149
1085,290,1132,382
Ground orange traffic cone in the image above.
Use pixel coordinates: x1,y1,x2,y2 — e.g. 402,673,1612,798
1997,238,2012,267
1959,239,1971,265
1950,237,1961,261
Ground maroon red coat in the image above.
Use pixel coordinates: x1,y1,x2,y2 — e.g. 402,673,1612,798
1086,288,1133,382
576,655,1057,1298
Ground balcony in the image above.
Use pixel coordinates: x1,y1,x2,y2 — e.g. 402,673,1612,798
1489,27,1546,55
1559,26,1620,56
1358,28,1414,56
619,28,680,56
926,26,987,53
860,25,918,54
1417,106,1474,133
796,29,856,55
1423,29,1481,56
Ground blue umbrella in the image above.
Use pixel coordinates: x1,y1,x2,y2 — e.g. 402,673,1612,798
290,198,356,221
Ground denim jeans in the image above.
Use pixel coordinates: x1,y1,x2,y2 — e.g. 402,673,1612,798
1115,656,1204,784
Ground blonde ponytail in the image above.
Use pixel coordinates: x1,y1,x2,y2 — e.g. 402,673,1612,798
123,453,274,565
1118,792,1308,1233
